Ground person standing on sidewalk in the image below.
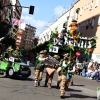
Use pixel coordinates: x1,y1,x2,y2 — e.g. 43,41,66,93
34,51,46,87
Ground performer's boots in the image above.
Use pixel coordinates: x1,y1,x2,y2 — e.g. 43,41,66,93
44,82,47,87
34,80,38,87
60,92,65,98
70,82,74,86
70,79,74,86
38,81,40,87
65,80,70,91
48,83,51,89
56,82,60,89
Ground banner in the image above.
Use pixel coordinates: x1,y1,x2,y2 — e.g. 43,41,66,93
9,57,14,62
49,46,59,53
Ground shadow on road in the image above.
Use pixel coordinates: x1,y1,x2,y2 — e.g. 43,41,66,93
12,76,34,81
71,84,85,86
0,75,34,81
64,93,97,99
67,88,82,92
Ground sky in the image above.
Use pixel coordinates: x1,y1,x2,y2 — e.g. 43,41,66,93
19,0,77,36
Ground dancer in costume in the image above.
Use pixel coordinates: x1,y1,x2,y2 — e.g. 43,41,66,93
69,19,77,36
44,55,59,89
43,50,47,55
56,54,70,90
58,53,71,98
12,47,22,62
56,58,63,89
34,51,46,87
68,57,76,86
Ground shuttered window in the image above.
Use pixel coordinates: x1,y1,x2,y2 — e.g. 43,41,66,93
95,0,99,7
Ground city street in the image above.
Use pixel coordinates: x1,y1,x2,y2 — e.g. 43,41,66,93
0,67,99,100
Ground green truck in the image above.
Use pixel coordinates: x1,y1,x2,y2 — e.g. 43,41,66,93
0,61,31,78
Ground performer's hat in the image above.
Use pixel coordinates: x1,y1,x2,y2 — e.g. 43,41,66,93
7,46,13,51
72,19,77,22
43,50,47,53
40,50,45,54
16,46,19,50
63,53,69,57
53,55,60,59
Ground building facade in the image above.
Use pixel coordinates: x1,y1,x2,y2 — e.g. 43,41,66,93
16,28,24,47
19,23,36,49
38,6,74,45
34,36,39,46
38,0,100,62
0,0,22,47
11,0,23,47
73,0,100,62
0,0,13,25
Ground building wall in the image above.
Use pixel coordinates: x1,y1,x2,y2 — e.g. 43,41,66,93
34,36,39,46
73,0,100,56
20,24,36,50
16,28,24,47
0,0,13,25
38,6,74,45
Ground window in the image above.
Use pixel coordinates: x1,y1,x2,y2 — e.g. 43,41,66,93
84,5,86,10
90,0,93,10
98,16,100,25
91,18,95,27
80,7,83,16
86,4,89,9
95,0,99,7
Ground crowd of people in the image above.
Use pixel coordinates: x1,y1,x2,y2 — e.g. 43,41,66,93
33,50,100,98
34,50,77,98
75,60,100,81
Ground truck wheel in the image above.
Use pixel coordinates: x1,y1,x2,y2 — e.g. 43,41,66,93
8,68,15,78
22,69,31,78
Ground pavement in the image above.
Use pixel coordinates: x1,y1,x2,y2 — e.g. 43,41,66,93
0,67,99,100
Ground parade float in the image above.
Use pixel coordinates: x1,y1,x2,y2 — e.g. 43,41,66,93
0,60,31,78
0,19,31,78
0,47,31,78
33,19,97,62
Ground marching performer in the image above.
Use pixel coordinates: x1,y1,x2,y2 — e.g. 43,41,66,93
56,58,63,89
57,53,71,98
69,56,76,86
34,51,46,87
44,55,59,89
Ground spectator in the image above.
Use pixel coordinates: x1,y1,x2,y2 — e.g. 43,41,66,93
81,61,87,77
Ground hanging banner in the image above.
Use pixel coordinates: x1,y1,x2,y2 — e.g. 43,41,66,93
13,18,23,26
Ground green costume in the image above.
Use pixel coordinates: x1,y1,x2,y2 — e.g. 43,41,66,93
1,46,13,61
59,59,70,75
12,48,22,62
35,56,45,71
35,51,46,71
